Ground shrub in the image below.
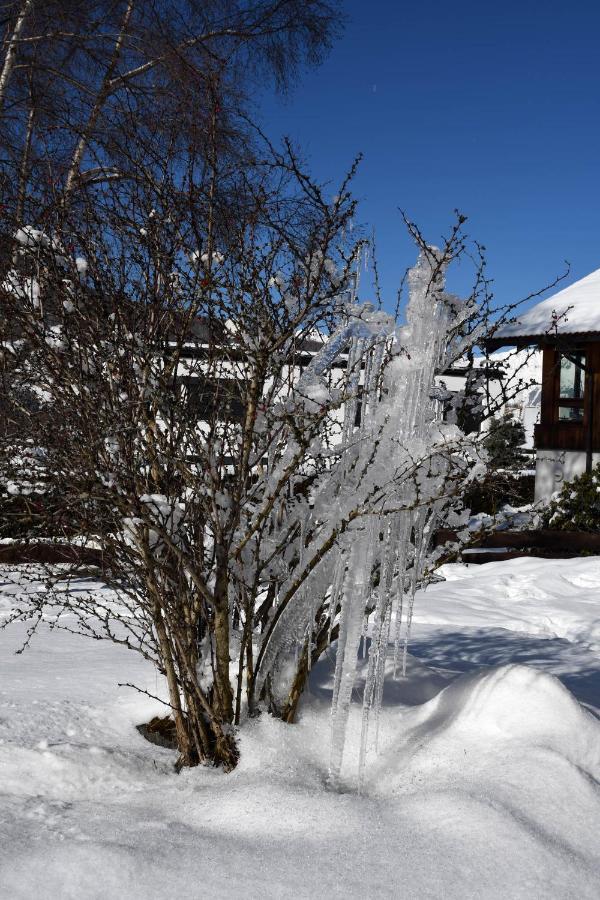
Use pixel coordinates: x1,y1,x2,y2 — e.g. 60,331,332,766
541,463,600,533
463,472,535,516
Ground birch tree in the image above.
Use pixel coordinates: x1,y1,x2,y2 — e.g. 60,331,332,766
0,0,342,224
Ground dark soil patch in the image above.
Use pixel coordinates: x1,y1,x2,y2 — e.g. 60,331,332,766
136,715,178,750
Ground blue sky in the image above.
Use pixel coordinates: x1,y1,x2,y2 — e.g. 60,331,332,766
259,0,600,315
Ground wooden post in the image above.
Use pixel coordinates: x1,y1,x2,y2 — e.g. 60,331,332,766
586,366,594,474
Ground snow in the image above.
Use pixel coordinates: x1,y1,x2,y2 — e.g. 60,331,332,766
15,226,51,249
1,270,40,308
413,556,600,650
0,556,599,898
496,266,600,339
197,250,224,266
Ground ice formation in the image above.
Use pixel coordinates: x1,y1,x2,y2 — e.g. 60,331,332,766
254,248,481,786
328,249,478,786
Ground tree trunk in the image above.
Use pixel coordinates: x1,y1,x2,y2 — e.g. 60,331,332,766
212,547,234,722
15,96,35,229
153,600,197,768
63,0,135,203
213,597,234,720
279,617,339,724
0,0,34,114
280,638,310,724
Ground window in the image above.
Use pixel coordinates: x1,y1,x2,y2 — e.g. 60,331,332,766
558,405,584,422
183,376,245,423
559,353,585,398
557,352,585,422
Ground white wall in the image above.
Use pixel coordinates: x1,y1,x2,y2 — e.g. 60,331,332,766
534,450,600,502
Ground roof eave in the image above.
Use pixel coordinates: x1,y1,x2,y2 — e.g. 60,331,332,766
485,330,600,351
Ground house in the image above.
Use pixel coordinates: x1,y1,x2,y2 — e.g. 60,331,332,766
477,348,542,453
487,267,600,501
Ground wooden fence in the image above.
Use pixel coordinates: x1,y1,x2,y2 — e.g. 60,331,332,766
2,529,600,569
434,529,600,564
0,543,103,567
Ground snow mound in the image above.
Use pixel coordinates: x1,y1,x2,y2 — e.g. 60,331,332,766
411,664,599,767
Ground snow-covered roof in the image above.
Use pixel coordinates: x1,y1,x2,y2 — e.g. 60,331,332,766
494,266,600,342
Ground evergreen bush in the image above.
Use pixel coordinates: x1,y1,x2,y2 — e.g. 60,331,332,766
541,463,600,533
483,413,529,471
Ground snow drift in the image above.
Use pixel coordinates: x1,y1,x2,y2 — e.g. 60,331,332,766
409,663,599,753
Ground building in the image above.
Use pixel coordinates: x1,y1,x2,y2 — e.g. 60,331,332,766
475,348,542,453
487,267,600,501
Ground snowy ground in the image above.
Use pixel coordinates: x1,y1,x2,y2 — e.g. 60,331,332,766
0,557,599,899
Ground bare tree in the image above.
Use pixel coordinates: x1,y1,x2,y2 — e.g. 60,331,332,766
0,0,343,227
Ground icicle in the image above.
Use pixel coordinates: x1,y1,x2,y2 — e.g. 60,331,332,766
340,334,364,458
329,521,375,785
357,515,398,786
327,551,346,647
392,522,410,678
393,585,405,679
358,579,389,785
401,509,427,675
373,600,393,752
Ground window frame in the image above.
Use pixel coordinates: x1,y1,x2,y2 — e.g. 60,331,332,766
554,350,586,424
